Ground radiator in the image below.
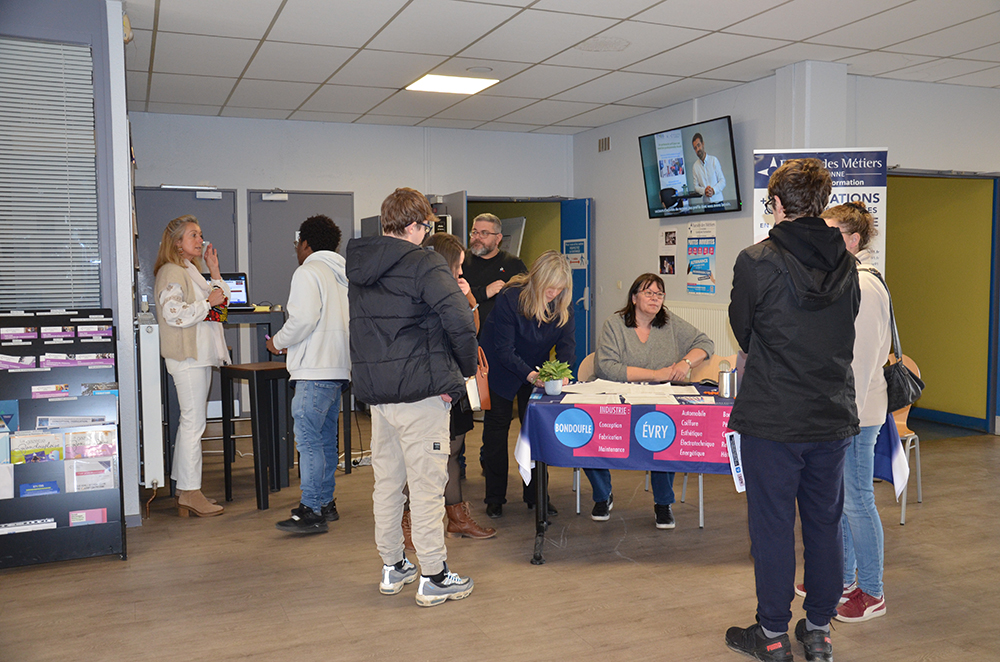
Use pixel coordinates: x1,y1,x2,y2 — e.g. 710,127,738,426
664,300,738,357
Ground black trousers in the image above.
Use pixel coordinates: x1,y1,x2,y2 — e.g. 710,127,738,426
742,433,851,632
482,383,547,505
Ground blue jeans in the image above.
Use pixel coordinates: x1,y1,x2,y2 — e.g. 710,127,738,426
291,380,345,513
583,469,675,505
842,424,884,597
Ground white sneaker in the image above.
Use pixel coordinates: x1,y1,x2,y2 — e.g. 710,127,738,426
379,558,417,595
415,565,474,607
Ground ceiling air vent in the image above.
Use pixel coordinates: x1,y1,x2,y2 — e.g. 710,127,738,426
598,137,610,152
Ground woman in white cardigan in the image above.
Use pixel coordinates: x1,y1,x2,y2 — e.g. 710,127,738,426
153,215,230,517
821,202,892,622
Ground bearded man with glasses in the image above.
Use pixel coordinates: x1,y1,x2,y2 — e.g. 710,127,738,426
462,213,527,334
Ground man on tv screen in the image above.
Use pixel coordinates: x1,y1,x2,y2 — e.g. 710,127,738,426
691,132,726,208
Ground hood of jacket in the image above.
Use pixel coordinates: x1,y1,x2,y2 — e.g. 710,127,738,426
769,216,857,311
305,249,349,287
345,235,422,286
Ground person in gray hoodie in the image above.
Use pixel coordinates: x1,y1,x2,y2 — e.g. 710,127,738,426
267,215,350,534
725,159,860,662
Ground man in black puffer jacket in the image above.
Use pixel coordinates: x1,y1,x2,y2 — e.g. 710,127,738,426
347,187,478,608
725,159,860,662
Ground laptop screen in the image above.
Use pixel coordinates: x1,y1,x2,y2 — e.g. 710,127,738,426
219,273,249,305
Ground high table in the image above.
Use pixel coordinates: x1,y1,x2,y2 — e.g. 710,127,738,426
514,386,736,564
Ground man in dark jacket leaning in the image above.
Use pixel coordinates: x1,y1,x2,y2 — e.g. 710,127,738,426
725,159,860,662
346,187,478,608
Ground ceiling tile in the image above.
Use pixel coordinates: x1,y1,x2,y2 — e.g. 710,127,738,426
268,0,410,48
725,0,910,41
532,0,664,19
417,118,485,129
288,110,363,123
244,41,355,83
627,33,788,77
545,20,707,70
123,0,156,30
354,115,424,126
145,101,222,116
483,64,605,99
301,84,397,114
498,99,602,125
460,9,617,62
435,94,537,121
553,71,680,104
555,104,652,127
221,107,292,119
127,100,146,113
531,125,591,134
126,71,148,101
810,0,999,50
125,28,152,72
705,43,864,82
835,51,935,76
327,50,447,88
885,11,1000,57
882,57,998,83
368,90,466,117
633,0,787,32
957,41,1000,62
226,79,319,109
148,73,237,105
153,32,260,77
429,57,531,81
476,122,545,132
156,0,284,39
939,64,1000,87
367,0,520,56
619,77,742,108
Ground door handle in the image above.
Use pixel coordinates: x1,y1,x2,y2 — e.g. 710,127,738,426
575,287,590,311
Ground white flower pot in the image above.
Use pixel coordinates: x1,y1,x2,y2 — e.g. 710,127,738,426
544,380,563,396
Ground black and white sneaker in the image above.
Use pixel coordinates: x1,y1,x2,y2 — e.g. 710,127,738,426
654,503,675,529
591,493,614,521
725,623,793,662
794,619,833,662
321,500,339,522
276,503,328,534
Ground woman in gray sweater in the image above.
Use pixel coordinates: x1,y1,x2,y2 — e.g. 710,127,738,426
589,273,714,529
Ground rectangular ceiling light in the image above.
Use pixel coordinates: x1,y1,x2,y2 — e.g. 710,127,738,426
406,74,499,95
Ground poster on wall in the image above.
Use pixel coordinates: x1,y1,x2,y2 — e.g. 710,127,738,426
686,221,716,295
753,148,888,273
658,229,677,276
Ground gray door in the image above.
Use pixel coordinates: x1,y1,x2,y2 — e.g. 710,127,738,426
430,191,468,246
248,191,353,309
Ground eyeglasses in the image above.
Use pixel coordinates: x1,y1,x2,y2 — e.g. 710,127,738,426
637,290,665,300
765,196,775,214
470,229,500,238
413,221,432,233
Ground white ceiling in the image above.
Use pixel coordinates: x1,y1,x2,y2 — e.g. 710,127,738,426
124,0,1000,134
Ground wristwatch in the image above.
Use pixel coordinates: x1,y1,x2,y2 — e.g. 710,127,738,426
681,358,694,369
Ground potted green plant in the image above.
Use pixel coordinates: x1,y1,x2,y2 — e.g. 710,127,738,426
538,359,573,396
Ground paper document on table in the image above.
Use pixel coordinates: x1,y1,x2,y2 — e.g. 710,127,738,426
623,394,678,405
561,394,621,405
561,379,628,395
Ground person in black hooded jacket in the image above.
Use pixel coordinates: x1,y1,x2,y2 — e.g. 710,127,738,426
725,159,860,662
346,187,478,607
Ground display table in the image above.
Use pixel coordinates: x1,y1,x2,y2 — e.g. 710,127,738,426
515,386,735,564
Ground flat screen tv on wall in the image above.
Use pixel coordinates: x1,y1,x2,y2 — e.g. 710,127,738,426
638,115,741,219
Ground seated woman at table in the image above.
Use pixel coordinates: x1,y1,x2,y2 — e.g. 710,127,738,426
479,250,575,519
589,273,713,529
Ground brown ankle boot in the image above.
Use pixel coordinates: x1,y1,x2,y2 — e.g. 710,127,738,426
446,501,496,539
176,489,224,517
401,509,415,551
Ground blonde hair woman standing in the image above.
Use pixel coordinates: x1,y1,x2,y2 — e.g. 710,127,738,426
478,250,575,519
154,215,231,517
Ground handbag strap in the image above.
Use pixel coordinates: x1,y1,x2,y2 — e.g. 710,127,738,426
858,266,902,363
477,345,488,374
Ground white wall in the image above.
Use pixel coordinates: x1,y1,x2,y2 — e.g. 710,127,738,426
574,73,1000,336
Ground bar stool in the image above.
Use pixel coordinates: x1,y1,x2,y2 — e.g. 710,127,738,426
220,362,291,510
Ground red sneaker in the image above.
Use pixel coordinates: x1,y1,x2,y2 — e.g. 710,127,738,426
835,588,886,622
794,580,856,605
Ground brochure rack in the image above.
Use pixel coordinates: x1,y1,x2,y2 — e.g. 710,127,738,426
0,309,126,568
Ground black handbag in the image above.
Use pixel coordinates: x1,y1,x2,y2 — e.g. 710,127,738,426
862,267,925,412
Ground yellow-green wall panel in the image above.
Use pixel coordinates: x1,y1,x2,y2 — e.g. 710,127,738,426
467,201,561,269
885,175,993,419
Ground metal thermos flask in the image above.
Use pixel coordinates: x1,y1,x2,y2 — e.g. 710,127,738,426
719,369,738,399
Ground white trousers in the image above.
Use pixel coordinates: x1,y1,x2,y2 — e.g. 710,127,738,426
167,362,213,491
371,397,450,576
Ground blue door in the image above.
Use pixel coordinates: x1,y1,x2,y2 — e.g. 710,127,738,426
561,198,592,372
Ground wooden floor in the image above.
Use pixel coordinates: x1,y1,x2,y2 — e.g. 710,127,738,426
3,414,999,662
